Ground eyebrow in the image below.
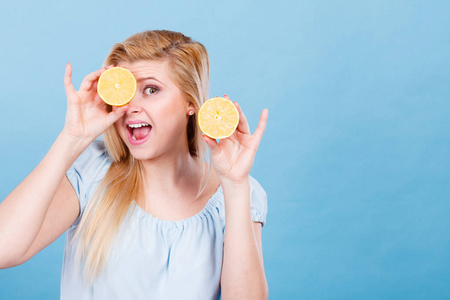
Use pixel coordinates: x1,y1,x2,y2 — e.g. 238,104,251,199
137,76,165,86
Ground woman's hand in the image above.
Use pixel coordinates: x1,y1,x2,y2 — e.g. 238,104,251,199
62,63,129,143
202,95,268,186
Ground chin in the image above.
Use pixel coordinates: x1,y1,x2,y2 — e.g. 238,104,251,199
127,148,157,161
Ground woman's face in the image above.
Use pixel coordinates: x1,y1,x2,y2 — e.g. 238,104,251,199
113,60,194,161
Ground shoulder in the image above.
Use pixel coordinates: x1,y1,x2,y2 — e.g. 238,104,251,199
65,139,112,229
214,175,268,228
67,139,112,180
66,139,112,199
248,175,268,227
249,175,267,199
77,139,110,166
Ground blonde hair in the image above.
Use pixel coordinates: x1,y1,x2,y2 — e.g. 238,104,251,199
69,30,212,286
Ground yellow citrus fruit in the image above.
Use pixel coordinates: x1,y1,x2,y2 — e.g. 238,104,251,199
198,97,240,139
97,67,137,106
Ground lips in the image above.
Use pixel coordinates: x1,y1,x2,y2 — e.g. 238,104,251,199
125,120,152,146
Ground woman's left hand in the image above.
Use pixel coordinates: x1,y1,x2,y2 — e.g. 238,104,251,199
202,95,269,186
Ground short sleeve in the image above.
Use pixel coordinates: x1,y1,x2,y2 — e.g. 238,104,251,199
65,139,112,229
249,175,268,227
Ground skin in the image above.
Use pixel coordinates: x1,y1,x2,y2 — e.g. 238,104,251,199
0,59,269,297
111,59,270,298
113,60,270,298
201,94,270,299
111,60,216,216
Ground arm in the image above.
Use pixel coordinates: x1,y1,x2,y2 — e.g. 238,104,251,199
221,180,268,299
0,63,129,268
0,133,88,268
202,94,269,299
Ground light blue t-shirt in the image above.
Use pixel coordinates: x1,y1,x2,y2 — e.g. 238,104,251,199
61,140,268,300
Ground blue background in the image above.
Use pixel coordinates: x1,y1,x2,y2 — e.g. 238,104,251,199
1,0,449,299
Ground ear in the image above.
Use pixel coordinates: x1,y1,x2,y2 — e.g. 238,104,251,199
187,101,195,111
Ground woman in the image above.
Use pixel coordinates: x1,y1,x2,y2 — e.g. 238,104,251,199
0,30,269,299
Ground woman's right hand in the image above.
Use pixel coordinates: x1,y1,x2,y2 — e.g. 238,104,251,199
62,63,129,144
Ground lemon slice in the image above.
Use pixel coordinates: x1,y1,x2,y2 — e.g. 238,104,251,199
97,67,137,106
198,97,240,139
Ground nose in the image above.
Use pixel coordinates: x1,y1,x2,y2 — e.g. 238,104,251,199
126,96,143,114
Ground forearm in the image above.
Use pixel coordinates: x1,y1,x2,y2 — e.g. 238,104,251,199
0,131,90,261
221,179,268,299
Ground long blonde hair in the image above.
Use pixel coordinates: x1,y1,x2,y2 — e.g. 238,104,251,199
69,30,211,286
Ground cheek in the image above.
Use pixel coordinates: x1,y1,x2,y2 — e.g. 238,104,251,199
113,123,126,139
159,101,187,125
155,113,187,142
171,109,188,128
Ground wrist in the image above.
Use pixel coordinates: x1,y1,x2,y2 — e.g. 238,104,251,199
221,178,251,201
220,176,250,191
221,178,251,212
58,130,93,153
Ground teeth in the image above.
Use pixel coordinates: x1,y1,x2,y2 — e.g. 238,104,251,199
129,122,150,141
128,123,150,128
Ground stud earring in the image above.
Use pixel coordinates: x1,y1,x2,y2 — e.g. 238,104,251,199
188,110,194,116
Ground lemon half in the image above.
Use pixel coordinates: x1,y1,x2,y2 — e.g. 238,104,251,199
198,97,240,139
97,67,137,106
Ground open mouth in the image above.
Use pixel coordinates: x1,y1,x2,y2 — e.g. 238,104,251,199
127,123,152,145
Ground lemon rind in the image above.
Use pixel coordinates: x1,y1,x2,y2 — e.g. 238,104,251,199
97,67,137,107
198,97,240,140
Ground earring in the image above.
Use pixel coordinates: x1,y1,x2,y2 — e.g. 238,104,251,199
188,110,194,116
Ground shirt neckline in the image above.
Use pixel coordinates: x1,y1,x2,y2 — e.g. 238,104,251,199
131,185,223,227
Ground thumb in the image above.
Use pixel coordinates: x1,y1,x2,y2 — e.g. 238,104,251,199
107,105,129,125
202,134,220,155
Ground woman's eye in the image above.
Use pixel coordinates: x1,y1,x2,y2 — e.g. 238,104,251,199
144,87,158,95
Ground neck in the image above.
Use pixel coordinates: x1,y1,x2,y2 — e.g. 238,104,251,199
139,148,206,201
